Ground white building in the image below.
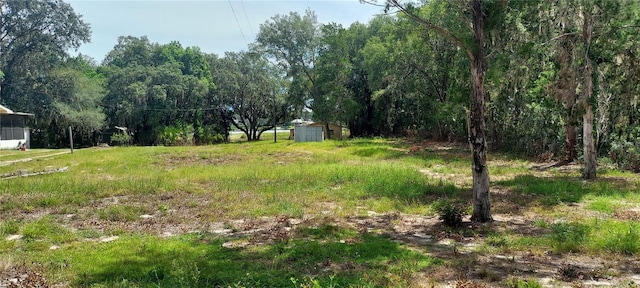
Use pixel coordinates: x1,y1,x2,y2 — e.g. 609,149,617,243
0,104,34,149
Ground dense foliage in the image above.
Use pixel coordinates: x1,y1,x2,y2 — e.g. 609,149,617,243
1,0,640,171
100,37,225,146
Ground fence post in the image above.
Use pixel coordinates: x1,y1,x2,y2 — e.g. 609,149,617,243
69,126,74,154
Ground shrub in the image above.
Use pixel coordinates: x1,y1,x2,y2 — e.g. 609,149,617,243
436,202,465,228
158,124,195,146
111,131,132,146
609,127,640,172
195,125,226,145
505,278,543,288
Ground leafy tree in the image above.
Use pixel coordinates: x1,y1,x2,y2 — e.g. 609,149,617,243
360,15,411,136
0,0,90,105
0,0,91,148
256,10,333,132
314,23,352,129
315,22,384,137
377,0,511,222
210,51,288,141
342,22,376,137
51,68,106,143
102,37,226,145
22,56,106,148
530,0,632,178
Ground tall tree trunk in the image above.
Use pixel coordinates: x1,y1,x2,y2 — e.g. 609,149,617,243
582,8,597,180
558,34,577,164
582,57,596,179
562,64,577,163
564,123,577,162
583,104,596,178
384,0,491,222
470,0,491,223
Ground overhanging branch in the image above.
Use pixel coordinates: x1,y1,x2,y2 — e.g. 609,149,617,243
384,0,475,62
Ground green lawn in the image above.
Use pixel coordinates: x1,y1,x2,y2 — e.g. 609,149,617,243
1,138,639,287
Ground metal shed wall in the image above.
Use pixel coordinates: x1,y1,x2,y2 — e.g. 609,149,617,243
294,126,324,142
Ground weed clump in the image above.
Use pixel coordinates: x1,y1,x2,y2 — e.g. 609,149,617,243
550,222,589,253
0,219,19,236
505,277,543,288
436,202,466,228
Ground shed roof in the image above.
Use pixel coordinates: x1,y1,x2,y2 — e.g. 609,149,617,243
309,122,342,127
0,104,34,116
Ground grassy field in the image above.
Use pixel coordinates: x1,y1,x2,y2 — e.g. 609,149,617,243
0,137,639,287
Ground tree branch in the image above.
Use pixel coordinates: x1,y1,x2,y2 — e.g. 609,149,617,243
385,0,475,62
541,32,580,45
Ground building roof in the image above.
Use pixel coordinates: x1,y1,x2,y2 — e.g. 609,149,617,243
0,104,13,114
0,104,34,116
292,119,313,126
309,122,342,127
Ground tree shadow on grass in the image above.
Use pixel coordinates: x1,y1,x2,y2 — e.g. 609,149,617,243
351,146,407,159
357,169,470,208
72,230,440,288
495,175,633,208
340,138,472,162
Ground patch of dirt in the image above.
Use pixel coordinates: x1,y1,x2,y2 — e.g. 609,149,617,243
92,143,111,149
159,153,245,167
612,209,640,221
267,151,313,165
0,262,48,287
420,167,472,187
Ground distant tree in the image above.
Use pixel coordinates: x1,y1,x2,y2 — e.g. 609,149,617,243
51,68,106,146
25,56,106,148
314,23,353,133
0,0,90,108
255,10,327,129
210,51,288,141
102,37,225,145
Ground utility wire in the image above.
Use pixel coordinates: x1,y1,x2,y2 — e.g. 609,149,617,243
239,0,255,40
228,0,249,46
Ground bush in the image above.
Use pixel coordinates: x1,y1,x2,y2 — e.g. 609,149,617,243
609,127,640,172
111,131,132,146
505,278,543,288
158,125,194,146
195,125,226,145
436,202,465,228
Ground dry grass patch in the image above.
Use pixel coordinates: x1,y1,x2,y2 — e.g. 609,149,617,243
157,152,245,168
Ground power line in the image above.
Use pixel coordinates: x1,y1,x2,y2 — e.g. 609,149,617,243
239,0,255,40
228,0,249,46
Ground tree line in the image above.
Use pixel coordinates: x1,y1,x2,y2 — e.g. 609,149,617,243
2,0,640,174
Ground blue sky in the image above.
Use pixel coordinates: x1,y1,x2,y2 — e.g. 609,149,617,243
66,0,384,63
